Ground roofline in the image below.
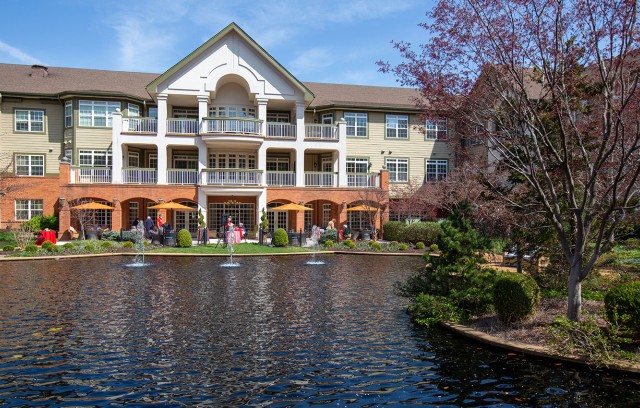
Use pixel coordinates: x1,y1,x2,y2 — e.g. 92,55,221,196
146,22,315,102
0,90,152,102
309,104,423,113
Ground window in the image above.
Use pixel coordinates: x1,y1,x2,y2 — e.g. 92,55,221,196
79,150,112,167
148,107,158,118
128,151,140,168
15,199,43,221
208,202,256,232
209,106,256,118
147,202,158,223
15,109,44,132
64,149,73,162
386,158,408,182
321,113,333,124
129,202,139,226
267,112,290,122
345,112,367,137
266,157,289,171
304,203,314,231
347,157,369,173
65,101,73,128
426,118,447,140
128,103,140,117
386,114,408,138
79,100,121,127
15,155,44,176
426,159,448,182
172,108,198,119
149,153,157,169
173,154,198,169
94,201,112,227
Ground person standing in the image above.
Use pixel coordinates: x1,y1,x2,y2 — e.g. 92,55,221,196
327,218,336,230
157,214,163,228
144,216,154,234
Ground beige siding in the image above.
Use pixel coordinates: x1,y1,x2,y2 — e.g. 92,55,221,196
0,99,63,174
75,127,113,150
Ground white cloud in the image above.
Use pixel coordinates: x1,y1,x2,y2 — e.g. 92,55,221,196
0,41,43,65
290,47,334,76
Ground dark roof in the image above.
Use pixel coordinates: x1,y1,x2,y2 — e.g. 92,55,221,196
0,63,421,110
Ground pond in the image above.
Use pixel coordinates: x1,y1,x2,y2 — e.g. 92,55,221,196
0,254,638,406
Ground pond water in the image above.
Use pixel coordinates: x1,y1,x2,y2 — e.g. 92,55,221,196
0,254,638,406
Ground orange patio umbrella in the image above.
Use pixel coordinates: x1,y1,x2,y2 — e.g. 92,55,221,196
148,202,196,211
71,202,115,210
269,203,314,211
346,205,378,212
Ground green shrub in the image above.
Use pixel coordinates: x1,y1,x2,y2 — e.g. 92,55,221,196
493,273,541,323
177,229,192,247
408,293,463,327
383,221,406,242
604,281,640,336
100,230,121,241
405,222,441,244
123,241,134,249
22,215,58,232
324,240,334,247
24,244,38,253
272,228,289,247
84,243,96,252
398,243,408,250
100,241,112,250
63,242,75,250
430,244,439,252
391,240,399,246
41,240,55,250
548,313,620,365
2,245,14,252
120,230,141,243
343,239,356,249
415,242,425,250
369,241,382,251
319,229,338,244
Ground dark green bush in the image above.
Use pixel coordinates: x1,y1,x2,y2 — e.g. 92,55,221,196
415,242,425,250
272,228,289,247
41,240,55,250
23,215,58,232
405,222,441,244
24,244,38,252
383,221,406,241
177,229,192,247
100,230,121,241
604,281,640,336
408,293,463,327
120,230,141,243
493,273,541,323
319,229,338,244
2,245,14,251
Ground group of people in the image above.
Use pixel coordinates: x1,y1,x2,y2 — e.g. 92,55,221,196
131,215,173,243
225,216,247,239
326,218,350,240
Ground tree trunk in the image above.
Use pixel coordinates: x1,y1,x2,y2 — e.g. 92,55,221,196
567,265,582,321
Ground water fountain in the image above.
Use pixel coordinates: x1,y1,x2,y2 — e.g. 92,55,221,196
306,225,326,265
126,224,148,267
220,229,240,267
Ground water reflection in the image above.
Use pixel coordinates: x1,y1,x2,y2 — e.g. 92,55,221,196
0,255,638,406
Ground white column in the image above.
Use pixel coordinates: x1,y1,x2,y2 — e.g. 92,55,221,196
157,94,167,137
157,142,167,184
257,190,267,225
295,101,305,141
111,110,123,183
198,95,209,133
337,117,347,187
257,98,268,136
197,188,208,226
295,148,305,187
197,139,208,185
258,143,268,186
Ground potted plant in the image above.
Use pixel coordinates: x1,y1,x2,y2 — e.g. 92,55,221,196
259,208,269,245
197,208,207,245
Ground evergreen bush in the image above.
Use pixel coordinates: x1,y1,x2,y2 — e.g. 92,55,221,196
100,230,121,241
2,245,14,252
100,241,112,250
493,273,541,323
430,244,439,252
319,229,338,244
41,241,56,251
123,241,134,249
405,222,441,244
398,243,408,250
324,240,334,247
120,230,141,243
177,229,192,247
369,241,382,250
408,293,463,327
343,239,356,248
383,221,406,241
63,242,75,250
24,244,38,252
415,242,425,250
272,228,289,247
604,281,640,336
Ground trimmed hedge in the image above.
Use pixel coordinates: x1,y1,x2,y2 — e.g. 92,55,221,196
405,222,441,244
493,273,541,324
383,221,406,242
272,228,289,247
177,229,192,247
604,281,640,336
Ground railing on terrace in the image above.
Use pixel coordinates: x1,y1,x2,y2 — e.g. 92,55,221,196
204,169,263,186
123,117,158,133
122,168,157,184
266,171,296,186
266,123,296,138
305,124,337,140
304,172,337,187
347,173,379,188
167,119,199,134
73,167,112,183
201,118,262,135
167,169,198,185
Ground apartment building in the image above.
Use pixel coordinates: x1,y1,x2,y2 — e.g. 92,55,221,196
0,23,452,238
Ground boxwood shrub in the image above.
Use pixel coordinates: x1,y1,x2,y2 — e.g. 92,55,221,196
383,221,406,242
177,229,192,247
319,229,338,244
604,281,640,336
493,273,541,324
272,228,289,247
405,222,441,244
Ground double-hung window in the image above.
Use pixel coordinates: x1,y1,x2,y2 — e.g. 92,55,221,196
345,112,367,137
426,118,448,140
65,101,73,128
15,154,44,176
79,100,121,127
386,114,408,139
346,157,369,173
426,159,448,182
79,150,112,167
128,103,140,117
15,109,44,132
321,113,333,124
15,199,43,221
385,158,408,182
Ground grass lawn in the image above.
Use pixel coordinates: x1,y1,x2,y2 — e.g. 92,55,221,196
149,243,316,255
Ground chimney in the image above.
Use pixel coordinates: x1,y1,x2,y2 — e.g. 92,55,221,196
30,64,48,78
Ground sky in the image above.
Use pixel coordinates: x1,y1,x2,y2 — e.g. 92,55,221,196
0,0,435,87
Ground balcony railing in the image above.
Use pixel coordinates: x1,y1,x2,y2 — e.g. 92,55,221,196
73,167,112,183
266,123,296,138
123,117,158,133
201,118,262,135
347,173,379,188
305,172,337,187
266,171,296,186
204,169,263,185
122,168,157,184
305,124,337,140
167,169,198,185
167,119,198,135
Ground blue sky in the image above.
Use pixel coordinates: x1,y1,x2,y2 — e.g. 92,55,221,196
0,0,434,87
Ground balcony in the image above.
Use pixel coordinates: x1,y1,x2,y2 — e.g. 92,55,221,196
122,168,157,184
347,173,379,188
204,169,263,186
266,171,296,186
167,119,198,135
305,172,337,187
167,169,198,185
201,118,262,135
305,124,337,140
123,117,158,133
73,167,112,183
266,123,296,138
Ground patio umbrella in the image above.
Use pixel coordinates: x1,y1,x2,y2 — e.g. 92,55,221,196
346,205,378,212
71,202,114,210
269,203,314,211
148,202,196,211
